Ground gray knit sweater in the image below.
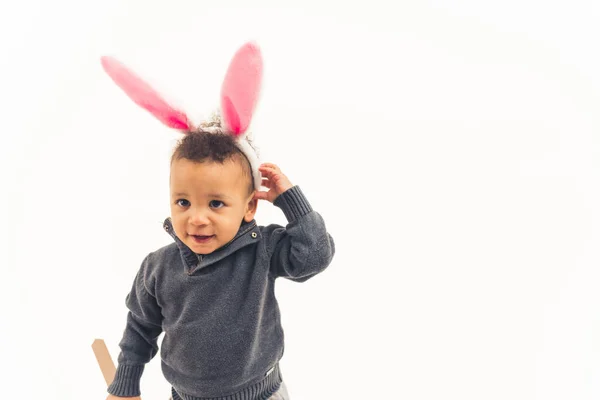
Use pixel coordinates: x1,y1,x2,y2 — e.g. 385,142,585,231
107,186,335,400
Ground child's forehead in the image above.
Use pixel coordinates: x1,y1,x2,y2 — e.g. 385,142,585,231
170,158,249,193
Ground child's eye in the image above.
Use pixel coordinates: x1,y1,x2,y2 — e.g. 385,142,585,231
209,200,224,209
176,199,190,207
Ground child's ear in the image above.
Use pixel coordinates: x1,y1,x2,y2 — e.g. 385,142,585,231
244,196,258,222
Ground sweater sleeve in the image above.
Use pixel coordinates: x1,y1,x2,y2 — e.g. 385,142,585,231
107,255,163,397
268,185,335,281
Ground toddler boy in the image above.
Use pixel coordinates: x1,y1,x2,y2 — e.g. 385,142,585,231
105,129,335,400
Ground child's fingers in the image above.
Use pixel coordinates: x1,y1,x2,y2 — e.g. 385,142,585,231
260,162,279,169
261,178,272,188
259,167,277,179
253,190,269,201
269,173,282,184
259,164,281,176
258,164,271,171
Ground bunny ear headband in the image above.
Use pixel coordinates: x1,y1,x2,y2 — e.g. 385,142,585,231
100,42,264,190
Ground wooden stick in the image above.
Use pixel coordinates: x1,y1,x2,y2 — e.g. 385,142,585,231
92,339,117,386
93,339,172,399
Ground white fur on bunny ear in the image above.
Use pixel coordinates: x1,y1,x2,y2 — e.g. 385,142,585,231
220,42,263,136
235,138,262,192
101,56,192,131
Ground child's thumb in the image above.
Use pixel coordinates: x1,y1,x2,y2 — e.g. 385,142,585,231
253,191,269,201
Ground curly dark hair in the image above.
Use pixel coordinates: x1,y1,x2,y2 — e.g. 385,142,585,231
171,130,255,195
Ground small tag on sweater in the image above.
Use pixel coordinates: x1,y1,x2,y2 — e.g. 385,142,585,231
265,366,275,377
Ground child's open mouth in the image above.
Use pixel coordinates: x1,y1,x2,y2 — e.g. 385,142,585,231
191,235,214,243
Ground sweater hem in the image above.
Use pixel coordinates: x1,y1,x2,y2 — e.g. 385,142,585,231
173,363,282,400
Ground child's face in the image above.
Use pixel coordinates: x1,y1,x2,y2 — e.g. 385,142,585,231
169,157,257,255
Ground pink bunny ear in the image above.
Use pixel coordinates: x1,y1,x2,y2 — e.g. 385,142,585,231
220,42,263,135
101,56,191,131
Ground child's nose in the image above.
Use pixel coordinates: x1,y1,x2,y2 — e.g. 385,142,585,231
190,209,210,225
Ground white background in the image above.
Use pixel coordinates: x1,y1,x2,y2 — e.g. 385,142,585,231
1,0,599,399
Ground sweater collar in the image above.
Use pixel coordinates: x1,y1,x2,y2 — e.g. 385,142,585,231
162,217,262,274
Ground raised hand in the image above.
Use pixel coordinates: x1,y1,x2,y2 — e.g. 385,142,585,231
254,163,293,203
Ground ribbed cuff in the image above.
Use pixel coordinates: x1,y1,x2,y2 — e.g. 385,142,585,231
274,186,313,222
107,364,145,397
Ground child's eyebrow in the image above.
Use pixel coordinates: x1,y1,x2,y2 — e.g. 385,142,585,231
172,192,232,200
207,193,232,200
